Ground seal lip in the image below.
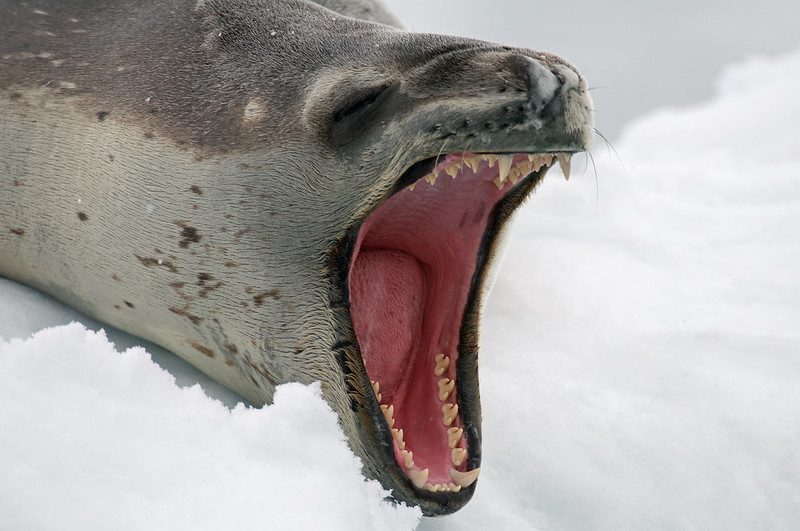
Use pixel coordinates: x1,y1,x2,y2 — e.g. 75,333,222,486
327,150,578,515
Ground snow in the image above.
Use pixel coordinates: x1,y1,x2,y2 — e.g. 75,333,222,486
2,49,800,529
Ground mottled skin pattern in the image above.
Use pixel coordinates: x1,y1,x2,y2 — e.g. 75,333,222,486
0,0,592,515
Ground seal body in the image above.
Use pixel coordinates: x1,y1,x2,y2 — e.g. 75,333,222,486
0,0,592,514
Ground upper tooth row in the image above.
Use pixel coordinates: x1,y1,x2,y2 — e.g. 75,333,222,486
408,152,570,191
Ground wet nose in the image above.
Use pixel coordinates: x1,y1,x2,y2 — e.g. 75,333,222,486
518,56,579,119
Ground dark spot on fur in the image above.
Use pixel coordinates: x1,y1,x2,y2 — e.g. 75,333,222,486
12,179,22,187
143,131,155,139
96,111,109,121
179,226,200,248
199,282,223,298
188,341,215,358
253,289,281,307
232,228,249,243
10,228,24,236
170,281,186,289
114,304,121,310
224,261,239,268
135,254,178,273
190,185,203,196
77,212,88,221
9,92,22,100
197,273,213,285
124,300,134,308
111,274,121,282
107,154,115,162
225,359,236,367
223,214,233,219
170,307,203,325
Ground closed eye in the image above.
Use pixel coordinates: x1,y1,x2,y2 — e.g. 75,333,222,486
333,85,387,123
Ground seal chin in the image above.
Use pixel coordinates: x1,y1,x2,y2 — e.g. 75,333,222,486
338,151,571,511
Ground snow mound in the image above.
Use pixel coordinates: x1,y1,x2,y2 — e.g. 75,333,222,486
0,324,421,531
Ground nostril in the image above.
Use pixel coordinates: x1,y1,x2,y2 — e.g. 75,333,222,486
521,56,560,114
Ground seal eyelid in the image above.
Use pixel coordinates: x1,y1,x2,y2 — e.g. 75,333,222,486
332,84,388,123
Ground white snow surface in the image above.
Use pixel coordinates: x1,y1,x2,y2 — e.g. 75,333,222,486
2,50,800,529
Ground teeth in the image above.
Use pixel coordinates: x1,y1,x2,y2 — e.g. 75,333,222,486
481,154,498,168
424,172,438,186
391,428,405,450
444,162,461,178
451,448,467,466
438,378,455,401
402,450,414,469
424,482,463,493
447,427,463,448
442,403,458,426
557,153,572,180
370,380,382,402
408,468,429,489
434,354,450,376
380,404,395,427
463,156,480,173
407,183,416,191
497,155,513,182
449,467,480,488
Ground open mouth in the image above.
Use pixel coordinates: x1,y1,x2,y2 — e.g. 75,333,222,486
344,152,570,495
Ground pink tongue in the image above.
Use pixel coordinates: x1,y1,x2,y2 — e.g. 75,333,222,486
350,249,424,392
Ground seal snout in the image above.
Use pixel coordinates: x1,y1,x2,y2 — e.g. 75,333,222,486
519,55,561,117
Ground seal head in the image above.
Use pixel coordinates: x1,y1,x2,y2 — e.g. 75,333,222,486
0,0,593,515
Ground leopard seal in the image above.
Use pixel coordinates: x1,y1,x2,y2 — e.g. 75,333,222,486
0,0,593,515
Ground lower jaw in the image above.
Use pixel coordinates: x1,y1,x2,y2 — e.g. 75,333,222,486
343,152,558,499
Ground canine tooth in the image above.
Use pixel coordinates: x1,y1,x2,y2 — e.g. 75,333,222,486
451,448,467,466
497,154,513,183
402,450,414,469
447,427,463,448
408,468,429,489
438,378,455,401
450,467,480,488
557,153,572,180
434,354,450,376
442,403,458,426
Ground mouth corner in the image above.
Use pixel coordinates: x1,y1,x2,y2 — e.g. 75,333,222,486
328,150,571,513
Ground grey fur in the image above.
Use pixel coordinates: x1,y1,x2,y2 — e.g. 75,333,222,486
0,0,592,515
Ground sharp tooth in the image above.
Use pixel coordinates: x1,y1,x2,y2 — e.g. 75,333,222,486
424,172,438,186
408,468,429,489
449,467,480,488
447,482,462,492
481,154,498,168
444,162,461,178
508,167,521,185
527,154,536,163
517,160,532,177
447,427,464,448
492,176,506,190
380,404,394,427
434,354,450,376
391,428,405,450
371,381,380,394
424,483,439,492
407,183,416,192
557,153,572,180
451,448,467,466
497,154,513,182
438,378,455,401
402,450,414,469
464,157,480,173
442,403,458,426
